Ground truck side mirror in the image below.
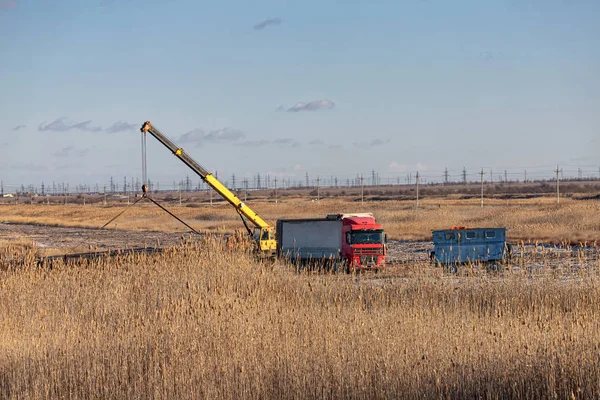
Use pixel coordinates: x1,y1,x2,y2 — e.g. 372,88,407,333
384,233,388,243
346,232,351,244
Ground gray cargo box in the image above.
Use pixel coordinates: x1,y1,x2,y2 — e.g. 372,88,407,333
276,219,342,261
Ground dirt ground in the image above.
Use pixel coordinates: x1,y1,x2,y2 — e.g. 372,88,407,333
0,222,189,255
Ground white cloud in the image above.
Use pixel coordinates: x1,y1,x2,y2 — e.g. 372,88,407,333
39,118,101,133
106,121,136,133
287,99,335,112
388,161,430,172
179,128,245,145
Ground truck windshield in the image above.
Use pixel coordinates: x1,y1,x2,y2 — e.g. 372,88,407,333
351,231,384,244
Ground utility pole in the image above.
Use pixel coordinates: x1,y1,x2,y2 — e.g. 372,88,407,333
555,165,560,204
316,176,320,202
372,169,376,186
244,179,248,202
274,177,278,204
462,167,467,185
360,174,364,205
179,181,182,206
415,171,420,209
480,169,484,208
305,173,309,188
444,167,449,185
1,180,4,197
231,174,236,190
524,169,527,182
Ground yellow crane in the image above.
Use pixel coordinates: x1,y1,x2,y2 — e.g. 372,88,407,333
140,121,276,254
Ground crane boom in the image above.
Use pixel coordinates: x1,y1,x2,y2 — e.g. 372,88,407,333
140,121,272,231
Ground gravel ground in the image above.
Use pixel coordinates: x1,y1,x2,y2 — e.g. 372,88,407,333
0,222,191,254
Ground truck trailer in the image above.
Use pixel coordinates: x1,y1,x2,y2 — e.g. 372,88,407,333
276,213,386,272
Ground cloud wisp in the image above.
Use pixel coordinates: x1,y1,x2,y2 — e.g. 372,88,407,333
106,121,137,133
12,124,26,131
179,128,245,146
353,138,392,148
254,17,282,30
53,145,90,158
287,99,335,112
273,138,300,147
388,161,430,173
235,140,270,147
39,118,138,134
369,138,391,146
39,118,102,133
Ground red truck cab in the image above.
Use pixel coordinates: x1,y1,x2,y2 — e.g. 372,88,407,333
329,213,386,272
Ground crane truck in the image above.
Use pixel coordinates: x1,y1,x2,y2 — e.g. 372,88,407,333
139,121,386,271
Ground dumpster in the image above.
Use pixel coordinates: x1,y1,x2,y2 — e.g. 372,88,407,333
430,227,509,264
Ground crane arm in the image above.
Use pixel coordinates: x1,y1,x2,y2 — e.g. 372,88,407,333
140,121,271,230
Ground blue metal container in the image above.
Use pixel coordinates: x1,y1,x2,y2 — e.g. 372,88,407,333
431,228,508,264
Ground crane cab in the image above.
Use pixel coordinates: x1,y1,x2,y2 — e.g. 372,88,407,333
253,227,277,255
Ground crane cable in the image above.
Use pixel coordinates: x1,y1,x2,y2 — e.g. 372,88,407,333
236,208,253,237
63,195,146,253
138,128,200,235
62,130,197,253
143,193,200,235
141,129,148,187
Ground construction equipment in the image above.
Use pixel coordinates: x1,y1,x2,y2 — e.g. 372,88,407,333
140,122,387,269
140,121,276,255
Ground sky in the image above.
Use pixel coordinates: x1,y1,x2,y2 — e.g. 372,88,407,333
1,0,599,190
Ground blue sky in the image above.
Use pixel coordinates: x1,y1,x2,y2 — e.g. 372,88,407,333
1,0,598,189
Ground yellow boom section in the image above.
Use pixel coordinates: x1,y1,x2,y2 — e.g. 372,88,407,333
203,174,271,229
140,121,271,231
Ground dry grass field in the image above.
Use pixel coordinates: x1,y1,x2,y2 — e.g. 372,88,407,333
0,241,599,399
1,197,599,398
1,196,599,243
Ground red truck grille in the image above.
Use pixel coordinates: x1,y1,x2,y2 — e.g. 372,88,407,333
353,247,383,256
